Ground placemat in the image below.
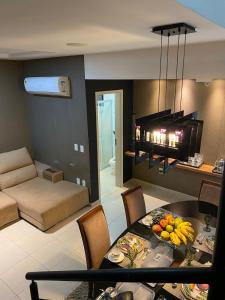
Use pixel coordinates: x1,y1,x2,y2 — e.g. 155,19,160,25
193,225,216,255
105,232,151,268
105,232,174,269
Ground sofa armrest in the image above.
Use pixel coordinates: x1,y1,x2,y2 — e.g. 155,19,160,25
34,160,51,178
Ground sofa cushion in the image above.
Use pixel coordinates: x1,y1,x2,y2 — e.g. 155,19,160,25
0,147,33,174
0,192,18,228
0,164,37,190
4,177,89,231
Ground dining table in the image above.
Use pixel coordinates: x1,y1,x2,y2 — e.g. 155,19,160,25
93,200,218,300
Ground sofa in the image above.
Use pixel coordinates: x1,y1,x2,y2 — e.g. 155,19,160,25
0,147,89,231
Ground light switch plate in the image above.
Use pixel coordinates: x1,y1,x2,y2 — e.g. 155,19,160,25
76,177,81,185
74,144,79,151
80,145,84,152
82,179,86,187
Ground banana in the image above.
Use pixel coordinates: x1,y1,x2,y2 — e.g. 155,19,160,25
180,227,194,242
180,221,192,227
175,228,187,245
181,225,194,233
170,232,181,246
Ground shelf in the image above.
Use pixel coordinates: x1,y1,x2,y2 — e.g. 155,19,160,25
124,151,149,165
125,151,136,158
125,150,221,179
176,163,222,178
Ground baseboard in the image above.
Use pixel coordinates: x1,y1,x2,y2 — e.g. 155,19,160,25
89,200,101,207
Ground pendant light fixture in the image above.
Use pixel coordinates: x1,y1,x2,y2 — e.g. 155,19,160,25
152,23,195,113
129,23,204,173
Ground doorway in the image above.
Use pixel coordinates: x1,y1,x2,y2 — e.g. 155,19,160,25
96,90,123,198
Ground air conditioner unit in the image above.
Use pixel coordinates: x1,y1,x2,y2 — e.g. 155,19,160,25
24,76,71,97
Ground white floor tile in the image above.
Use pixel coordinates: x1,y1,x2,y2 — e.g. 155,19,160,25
1,256,47,295
0,243,28,275
18,288,31,300
53,222,84,254
0,232,14,251
102,199,125,223
31,240,85,271
14,229,54,255
109,214,127,243
2,220,37,242
19,281,78,300
0,279,18,300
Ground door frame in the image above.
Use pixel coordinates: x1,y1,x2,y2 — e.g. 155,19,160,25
95,90,123,199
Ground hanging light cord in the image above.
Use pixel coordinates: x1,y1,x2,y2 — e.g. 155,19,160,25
174,30,180,113
165,33,170,110
180,31,187,111
158,32,163,112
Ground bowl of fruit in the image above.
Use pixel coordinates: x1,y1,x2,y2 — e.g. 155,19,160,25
151,213,195,248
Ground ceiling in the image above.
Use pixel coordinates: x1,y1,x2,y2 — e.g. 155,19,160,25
177,0,225,28
0,0,225,60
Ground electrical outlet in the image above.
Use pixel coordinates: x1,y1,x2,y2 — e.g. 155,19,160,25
76,177,81,185
74,144,79,151
80,145,84,153
69,162,75,167
82,179,86,187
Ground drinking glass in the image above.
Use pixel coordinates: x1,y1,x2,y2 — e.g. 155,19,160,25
203,214,211,232
186,247,196,266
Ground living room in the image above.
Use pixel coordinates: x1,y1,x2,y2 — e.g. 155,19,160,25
0,1,225,300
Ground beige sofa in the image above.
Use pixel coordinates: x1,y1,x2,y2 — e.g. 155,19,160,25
0,192,18,228
0,147,89,231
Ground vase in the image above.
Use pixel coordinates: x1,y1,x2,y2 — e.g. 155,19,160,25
128,259,136,269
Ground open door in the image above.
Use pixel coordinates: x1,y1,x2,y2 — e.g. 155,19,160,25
96,90,123,198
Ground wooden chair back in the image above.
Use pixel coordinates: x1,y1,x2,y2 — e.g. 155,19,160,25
77,205,110,269
198,180,221,207
121,186,146,227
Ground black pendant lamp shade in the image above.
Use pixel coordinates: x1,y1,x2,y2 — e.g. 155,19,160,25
135,111,203,162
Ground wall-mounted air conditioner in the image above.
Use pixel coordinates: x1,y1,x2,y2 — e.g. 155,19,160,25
24,76,71,97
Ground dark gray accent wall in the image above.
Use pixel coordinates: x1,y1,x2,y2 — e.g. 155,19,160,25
0,60,31,153
22,56,92,200
85,80,133,202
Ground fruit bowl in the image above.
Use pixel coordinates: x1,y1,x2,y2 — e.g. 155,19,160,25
151,212,195,248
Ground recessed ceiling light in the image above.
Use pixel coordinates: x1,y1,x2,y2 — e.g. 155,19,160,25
66,42,88,47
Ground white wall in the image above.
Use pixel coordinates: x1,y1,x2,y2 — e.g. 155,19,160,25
84,41,225,82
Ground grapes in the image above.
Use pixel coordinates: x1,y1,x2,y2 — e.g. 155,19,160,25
152,216,161,225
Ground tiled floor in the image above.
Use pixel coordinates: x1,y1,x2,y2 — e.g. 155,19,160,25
0,169,196,299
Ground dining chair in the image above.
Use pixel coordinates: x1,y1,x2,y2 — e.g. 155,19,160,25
198,179,221,207
77,204,111,269
121,185,146,226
